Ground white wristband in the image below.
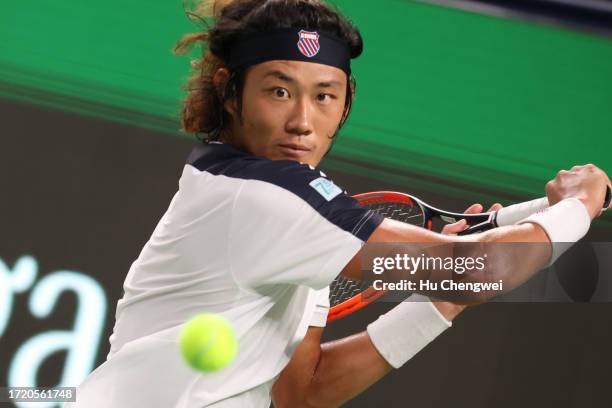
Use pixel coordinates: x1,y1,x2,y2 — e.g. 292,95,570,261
366,294,452,369
517,198,591,267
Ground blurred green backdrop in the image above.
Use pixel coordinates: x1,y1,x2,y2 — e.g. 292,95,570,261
1,0,611,206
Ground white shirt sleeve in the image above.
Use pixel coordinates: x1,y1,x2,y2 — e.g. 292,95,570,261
229,176,382,291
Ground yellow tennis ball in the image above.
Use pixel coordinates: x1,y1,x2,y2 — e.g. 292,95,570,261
179,313,237,372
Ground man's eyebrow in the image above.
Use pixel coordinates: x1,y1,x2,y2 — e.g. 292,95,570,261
263,70,295,83
263,70,343,88
317,80,343,88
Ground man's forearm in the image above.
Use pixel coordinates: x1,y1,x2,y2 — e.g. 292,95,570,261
424,222,552,303
344,219,553,304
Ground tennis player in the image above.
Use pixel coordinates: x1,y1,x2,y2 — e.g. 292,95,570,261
67,0,611,407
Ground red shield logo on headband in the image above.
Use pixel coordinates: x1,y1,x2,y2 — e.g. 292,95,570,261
297,30,320,58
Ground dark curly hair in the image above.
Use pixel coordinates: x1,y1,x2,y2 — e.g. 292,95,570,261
173,0,363,141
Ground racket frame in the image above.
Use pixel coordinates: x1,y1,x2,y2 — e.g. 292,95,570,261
328,191,493,323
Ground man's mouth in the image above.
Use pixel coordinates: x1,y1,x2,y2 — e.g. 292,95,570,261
278,143,312,158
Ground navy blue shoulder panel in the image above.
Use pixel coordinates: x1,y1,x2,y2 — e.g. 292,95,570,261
187,143,383,242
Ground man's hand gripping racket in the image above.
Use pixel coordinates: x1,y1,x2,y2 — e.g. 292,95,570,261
327,183,612,323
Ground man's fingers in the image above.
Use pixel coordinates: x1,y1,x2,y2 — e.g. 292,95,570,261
441,219,467,235
447,202,504,235
464,202,503,214
463,203,483,214
487,203,503,212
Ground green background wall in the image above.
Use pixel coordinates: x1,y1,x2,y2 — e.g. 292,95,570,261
1,0,611,207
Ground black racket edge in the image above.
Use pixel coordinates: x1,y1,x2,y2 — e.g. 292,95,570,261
366,192,494,227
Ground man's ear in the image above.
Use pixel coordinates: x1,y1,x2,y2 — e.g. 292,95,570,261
212,68,237,116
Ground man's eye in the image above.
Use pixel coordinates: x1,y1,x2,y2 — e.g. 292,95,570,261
273,88,289,99
317,93,335,104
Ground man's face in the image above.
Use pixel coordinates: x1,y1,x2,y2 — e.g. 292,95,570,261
225,60,348,167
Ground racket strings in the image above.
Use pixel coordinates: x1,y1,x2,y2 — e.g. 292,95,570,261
329,201,424,307
329,279,371,308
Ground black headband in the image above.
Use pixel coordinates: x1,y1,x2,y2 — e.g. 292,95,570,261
226,28,352,75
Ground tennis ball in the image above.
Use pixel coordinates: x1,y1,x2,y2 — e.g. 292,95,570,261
179,313,238,372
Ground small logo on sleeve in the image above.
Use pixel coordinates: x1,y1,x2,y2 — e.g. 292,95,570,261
309,177,342,201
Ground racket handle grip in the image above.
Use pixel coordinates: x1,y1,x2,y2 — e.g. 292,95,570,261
496,185,611,227
459,186,611,236
458,196,550,235
495,197,549,226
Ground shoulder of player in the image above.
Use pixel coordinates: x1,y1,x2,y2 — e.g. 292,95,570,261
187,143,383,241
187,142,347,205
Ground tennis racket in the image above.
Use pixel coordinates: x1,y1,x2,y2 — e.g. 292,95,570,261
327,187,612,323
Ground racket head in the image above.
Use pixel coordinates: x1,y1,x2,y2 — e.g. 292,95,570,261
328,192,430,323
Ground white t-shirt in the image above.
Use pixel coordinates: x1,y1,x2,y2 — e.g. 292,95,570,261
67,142,383,407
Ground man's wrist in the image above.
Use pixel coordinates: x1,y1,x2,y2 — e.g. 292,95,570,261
366,294,452,369
518,197,591,267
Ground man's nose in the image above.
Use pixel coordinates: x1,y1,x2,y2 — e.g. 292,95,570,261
285,97,313,136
